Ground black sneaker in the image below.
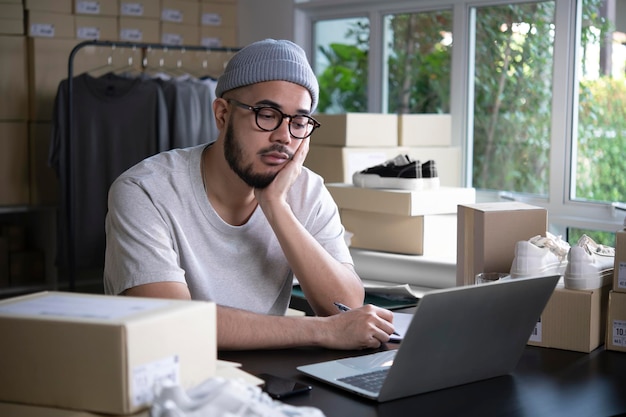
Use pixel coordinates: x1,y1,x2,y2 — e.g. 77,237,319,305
421,160,440,189
352,154,423,190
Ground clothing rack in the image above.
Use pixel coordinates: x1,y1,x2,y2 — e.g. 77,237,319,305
63,39,239,290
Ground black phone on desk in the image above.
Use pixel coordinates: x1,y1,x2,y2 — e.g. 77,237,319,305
259,373,312,399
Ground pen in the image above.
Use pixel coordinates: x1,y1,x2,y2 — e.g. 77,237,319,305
333,302,400,336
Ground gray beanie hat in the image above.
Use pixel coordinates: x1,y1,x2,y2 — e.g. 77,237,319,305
215,39,319,112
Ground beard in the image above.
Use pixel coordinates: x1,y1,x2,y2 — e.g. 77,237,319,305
223,119,291,189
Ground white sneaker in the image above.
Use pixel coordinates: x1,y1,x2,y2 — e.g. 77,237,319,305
510,232,570,278
151,377,325,417
563,235,615,290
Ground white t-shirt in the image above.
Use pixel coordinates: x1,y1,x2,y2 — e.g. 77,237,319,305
103,144,352,315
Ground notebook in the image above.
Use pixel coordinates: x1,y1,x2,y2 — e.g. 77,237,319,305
297,275,559,402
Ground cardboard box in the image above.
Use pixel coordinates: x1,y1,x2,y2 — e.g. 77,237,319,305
0,3,22,19
306,145,409,183
74,0,118,16
75,15,118,40
341,209,424,255
398,114,452,146
0,18,24,35
0,122,29,205
28,38,91,121
119,0,160,19
326,183,476,216
200,25,238,48
25,0,72,13
0,402,149,417
528,283,610,352
27,11,75,39
161,0,200,25
406,146,462,187
606,290,626,352
0,36,28,121
200,2,237,27
0,291,217,415
119,17,160,42
614,225,626,293
312,113,398,147
456,202,548,286
160,22,199,46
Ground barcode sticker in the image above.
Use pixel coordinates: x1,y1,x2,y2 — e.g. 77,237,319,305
528,316,542,342
613,320,626,347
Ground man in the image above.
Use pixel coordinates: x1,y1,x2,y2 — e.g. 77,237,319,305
104,39,396,350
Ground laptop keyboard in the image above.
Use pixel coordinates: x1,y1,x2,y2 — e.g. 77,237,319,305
338,368,389,393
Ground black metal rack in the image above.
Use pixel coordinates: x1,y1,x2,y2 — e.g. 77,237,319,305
63,39,239,290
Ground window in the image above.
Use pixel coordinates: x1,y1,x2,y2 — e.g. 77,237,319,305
383,10,452,114
313,18,370,113
470,2,555,195
297,0,626,242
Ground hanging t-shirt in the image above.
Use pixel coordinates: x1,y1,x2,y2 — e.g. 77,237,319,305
50,72,169,269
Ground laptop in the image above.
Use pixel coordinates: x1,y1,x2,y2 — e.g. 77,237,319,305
297,275,559,402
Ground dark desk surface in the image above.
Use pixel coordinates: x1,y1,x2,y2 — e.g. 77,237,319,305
219,344,626,417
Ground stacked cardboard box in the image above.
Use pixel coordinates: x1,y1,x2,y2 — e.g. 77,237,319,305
0,1,24,35
0,35,29,206
200,0,238,48
606,220,626,352
308,112,471,255
329,184,475,255
307,113,461,187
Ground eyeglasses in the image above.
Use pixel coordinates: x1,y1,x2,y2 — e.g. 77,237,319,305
227,99,320,139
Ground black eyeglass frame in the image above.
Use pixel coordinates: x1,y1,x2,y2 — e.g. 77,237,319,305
226,98,321,139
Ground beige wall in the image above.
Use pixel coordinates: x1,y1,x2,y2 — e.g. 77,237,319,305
237,0,294,45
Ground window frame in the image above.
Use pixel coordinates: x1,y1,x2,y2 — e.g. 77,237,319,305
295,0,626,236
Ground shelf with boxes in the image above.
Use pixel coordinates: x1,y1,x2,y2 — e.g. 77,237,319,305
15,0,239,47
1,0,242,297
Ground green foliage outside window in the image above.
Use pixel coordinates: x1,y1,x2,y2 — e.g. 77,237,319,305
315,0,623,246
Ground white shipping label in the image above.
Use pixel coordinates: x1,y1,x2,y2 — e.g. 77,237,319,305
120,28,143,41
76,1,101,14
77,26,101,39
162,33,183,46
528,317,542,342
121,3,144,16
162,8,183,22
202,13,222,26
613,320,626,347
201,37,222,48
30,24,55,37
132,355,181,407
618,262,626,289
